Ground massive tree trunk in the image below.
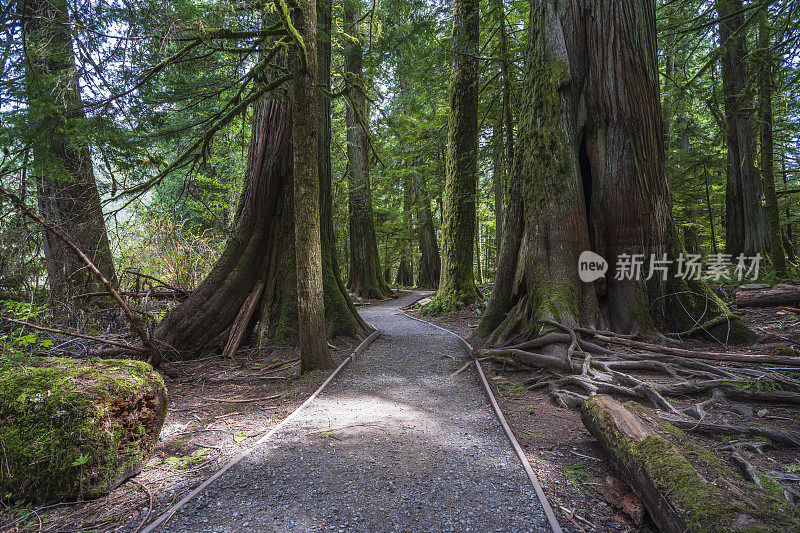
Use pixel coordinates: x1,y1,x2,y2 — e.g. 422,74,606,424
19,0,117,320
344,1,392,300
413,171,441,289
718,0,768,257
434,0,480,308
475,0,748,346
756,13,786,276
155,20,369,361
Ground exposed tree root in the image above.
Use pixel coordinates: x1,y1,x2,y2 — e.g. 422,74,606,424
477,320,800,455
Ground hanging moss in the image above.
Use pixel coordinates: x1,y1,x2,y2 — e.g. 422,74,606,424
0,357,167,500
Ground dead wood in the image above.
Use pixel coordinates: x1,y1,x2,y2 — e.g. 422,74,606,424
734,284,800,308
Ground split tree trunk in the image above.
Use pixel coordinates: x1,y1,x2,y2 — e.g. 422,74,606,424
718,0,769,257
435,0,480,308
19,0,117,321
155,23,369,361
475,0,748,345
344,1,392,300
413,171,441,289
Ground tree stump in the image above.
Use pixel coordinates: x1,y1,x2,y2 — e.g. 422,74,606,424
581,395,799,532
0,357,167,500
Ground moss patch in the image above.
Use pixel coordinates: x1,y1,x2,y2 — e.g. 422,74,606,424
0,357,167,500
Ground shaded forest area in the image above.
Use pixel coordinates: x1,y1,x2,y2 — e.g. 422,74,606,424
2,0,800,530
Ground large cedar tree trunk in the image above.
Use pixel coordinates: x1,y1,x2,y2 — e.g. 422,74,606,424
718,0,768,257
344,2,392,299
155,26,369,360
434,0,480,307
19,0,117,320
475,0,749,346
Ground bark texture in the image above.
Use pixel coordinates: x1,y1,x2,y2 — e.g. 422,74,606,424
156,68,368,359
435,0,480,308
476,0,747,345
19,0,117,319
718,0,768,257
344,2,392,299
292,0,332,372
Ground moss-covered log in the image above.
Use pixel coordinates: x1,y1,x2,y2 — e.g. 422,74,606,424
581,395,799,533
0,357,167,500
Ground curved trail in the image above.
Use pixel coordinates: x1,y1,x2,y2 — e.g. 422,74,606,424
157,291,550,532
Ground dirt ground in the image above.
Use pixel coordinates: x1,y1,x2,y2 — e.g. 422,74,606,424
411,300,800,533
0,339,358,532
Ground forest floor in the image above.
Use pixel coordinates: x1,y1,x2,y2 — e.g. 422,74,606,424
1,341,357,531
3,291,555,532
411,296,800,533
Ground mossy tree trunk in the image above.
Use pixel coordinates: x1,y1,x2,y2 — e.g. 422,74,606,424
718,0,769,257
19,0,117,322
756,13,787,276
291,0,332,372
413,170,441,289
434,0,480,308
344,1,392,300
155,27,369,361
475,0,746,346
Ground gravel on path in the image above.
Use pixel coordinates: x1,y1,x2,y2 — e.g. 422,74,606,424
159,291,550,532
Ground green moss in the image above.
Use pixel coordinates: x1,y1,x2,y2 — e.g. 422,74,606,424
0,357,167,500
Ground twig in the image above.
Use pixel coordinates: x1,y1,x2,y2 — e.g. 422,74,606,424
201,393,283,404
0,185,161,365
130,479,153,533
2,317,146,353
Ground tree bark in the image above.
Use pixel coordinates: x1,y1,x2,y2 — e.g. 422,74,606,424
435,0,480,308
718,0,769,257
475,0,750,345
291,0,333,371
413,171,441,289
18,0,117,321
155,62,369,360
344,2,392,300
756,13,786,276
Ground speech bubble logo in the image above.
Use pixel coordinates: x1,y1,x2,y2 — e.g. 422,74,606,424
578,251,608,282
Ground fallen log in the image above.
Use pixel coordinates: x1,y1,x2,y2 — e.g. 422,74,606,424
734,284,800,308
0,357,167,500
581,395,800,533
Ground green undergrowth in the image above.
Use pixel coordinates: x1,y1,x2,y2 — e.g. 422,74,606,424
0,356,167,500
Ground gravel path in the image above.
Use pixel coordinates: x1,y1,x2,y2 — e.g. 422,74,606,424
159,291,549,532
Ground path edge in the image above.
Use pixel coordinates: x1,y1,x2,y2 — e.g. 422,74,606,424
141,328,381,533
401,310,564,533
